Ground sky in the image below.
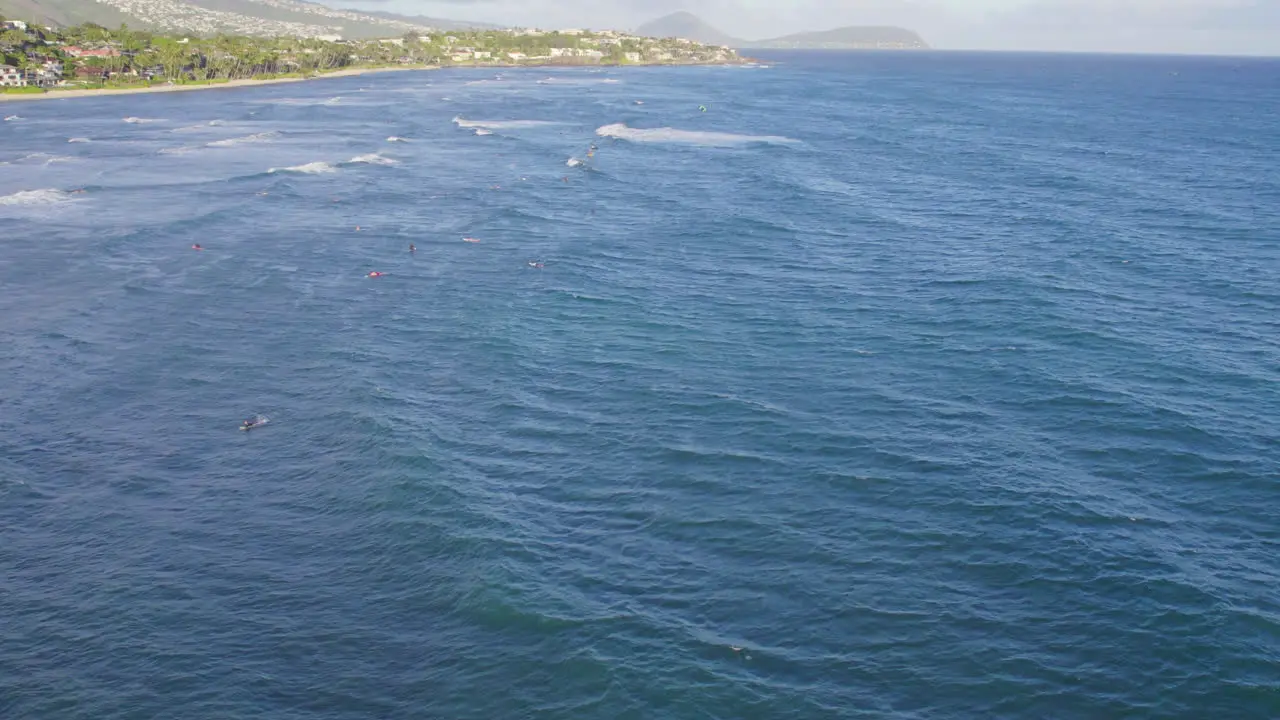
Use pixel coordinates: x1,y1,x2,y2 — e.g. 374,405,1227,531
329,0,1280,55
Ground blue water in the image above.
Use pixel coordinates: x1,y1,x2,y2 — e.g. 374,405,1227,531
2,52,1279,718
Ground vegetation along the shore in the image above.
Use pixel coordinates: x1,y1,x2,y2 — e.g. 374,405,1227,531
0,17,742,93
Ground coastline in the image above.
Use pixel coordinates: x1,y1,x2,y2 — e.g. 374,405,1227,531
0,65,438,103
0,59,746,104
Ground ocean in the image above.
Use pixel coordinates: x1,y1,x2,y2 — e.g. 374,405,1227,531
1,51,1278,718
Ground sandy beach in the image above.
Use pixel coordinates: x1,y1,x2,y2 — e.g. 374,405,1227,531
0,65,437,103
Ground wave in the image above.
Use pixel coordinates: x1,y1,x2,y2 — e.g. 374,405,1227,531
566,158,583,167
595,123,798,147
453,116,560,130
158,146,199,156
0,189,72,206
207,131,280,148
3,115,21,122
2,152,76,165
123,117,165,124
67,137,91,143
268,161,337,175
347,154,398,166
386,136,408,143
474,128,493,136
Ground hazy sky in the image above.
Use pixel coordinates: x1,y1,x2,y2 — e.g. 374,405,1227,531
331,0,1280,55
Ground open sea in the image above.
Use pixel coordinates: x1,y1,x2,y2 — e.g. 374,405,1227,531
1,51,1278,718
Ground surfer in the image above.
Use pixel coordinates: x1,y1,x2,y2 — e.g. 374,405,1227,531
368,271,383,278
241,416,260,430
409,243,416,253
528,261,544,269
192,244,203,251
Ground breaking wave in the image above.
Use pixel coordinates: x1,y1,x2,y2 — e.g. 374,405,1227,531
474,128,493,136
207,131,280,147
123,117,165,124
67,137,91,143
386,136,408,143
268,161,337,175
348,154,398,166
0,189,72,206
566,158,584,167
595,123,798,147
453,116,560,130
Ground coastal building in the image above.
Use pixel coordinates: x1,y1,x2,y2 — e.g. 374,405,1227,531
506,52,527,61
1,20,27,31
63,46,121,58
472,51,491,60
559,29,584,36
549,47,574,58
0,64,24,87
624,52,641,63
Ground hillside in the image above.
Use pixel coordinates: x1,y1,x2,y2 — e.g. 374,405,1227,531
636,11,739,47
347,9,500,32
636,11,928,50
746,26,928,50
0,0,488,38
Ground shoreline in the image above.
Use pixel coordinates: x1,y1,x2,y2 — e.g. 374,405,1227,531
0,65,438,103
0,59,745,104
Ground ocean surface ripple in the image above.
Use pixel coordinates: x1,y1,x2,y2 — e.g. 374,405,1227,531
2,53,1279,719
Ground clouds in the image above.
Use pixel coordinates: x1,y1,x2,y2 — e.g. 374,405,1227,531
335,0,1280,55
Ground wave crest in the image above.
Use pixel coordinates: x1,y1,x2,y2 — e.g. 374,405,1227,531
268,161,337,175
595,123,797,147
208,131,280,148
453,116,559,130
348,154,398,166
0,189,71,206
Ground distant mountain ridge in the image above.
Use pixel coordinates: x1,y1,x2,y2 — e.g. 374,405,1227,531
636,11,928,50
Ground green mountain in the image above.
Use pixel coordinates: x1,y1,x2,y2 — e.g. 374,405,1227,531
636,11,739,47
747,26,928,50
637,11,928,50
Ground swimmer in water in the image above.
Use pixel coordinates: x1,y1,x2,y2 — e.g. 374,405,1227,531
192,244,203,251
528,261,544,269
409,244,416,253
368,271,383,278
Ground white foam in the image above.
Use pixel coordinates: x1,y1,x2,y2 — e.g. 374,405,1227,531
595,123,797,147
453,116,559,130
348,154,398,166
0,189,70,206
6,152,76,165
67,137,91,143
208,131,279,148
566,158,583,167
269,161,337,175
474,128,493,136
4,115,21,122
123,117,164,124
386,136,408,143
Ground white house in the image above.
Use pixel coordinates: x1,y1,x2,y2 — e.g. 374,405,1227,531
0,64,25,86
624,52,641,63
2,20,28,31
506,51,527,61
473,51,491,59
549,47,575,58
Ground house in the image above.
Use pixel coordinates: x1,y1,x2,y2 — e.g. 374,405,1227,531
74,66,106,80
559,29,584,36
624,52,641,63
63,46,121,58
472,51,491,60
549,47,575,58
0,64,24,86
506,51,527,61
2,20,27,31
379,38,404,46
